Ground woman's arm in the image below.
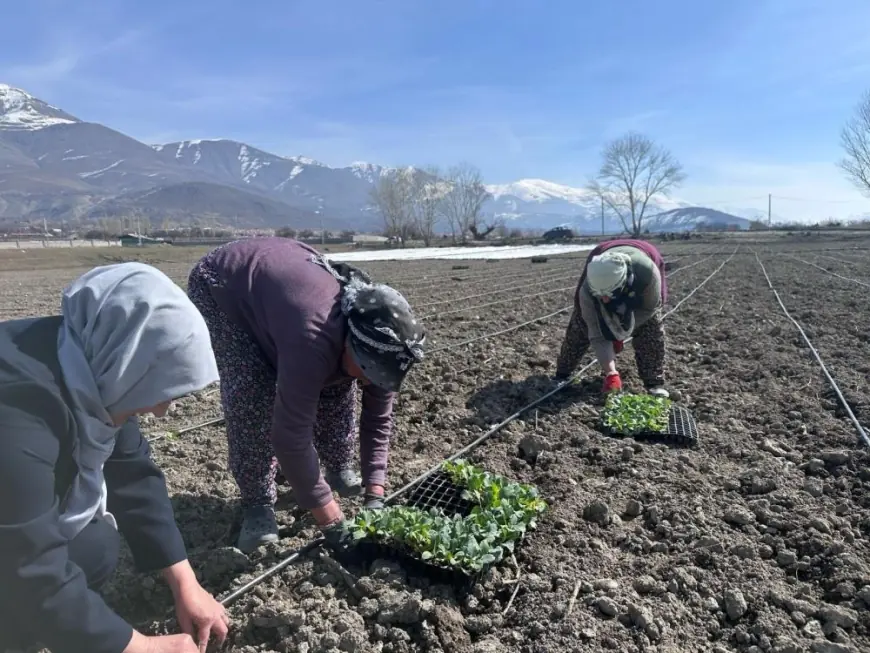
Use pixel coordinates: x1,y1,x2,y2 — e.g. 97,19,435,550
103,417,187,572
577,285,617,373
0,403,133,653
359,384,395,491
105,418,228,652
272,342,336,512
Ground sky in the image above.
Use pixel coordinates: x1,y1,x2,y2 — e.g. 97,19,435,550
3,0,870,221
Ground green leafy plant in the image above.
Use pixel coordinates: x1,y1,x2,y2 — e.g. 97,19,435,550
344,459,547,574
601,392,672,436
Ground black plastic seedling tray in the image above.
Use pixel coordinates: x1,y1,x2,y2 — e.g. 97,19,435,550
404,470,474,516
340,471,490,592
602,404,699,446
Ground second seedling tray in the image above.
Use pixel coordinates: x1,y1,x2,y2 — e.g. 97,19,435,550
602,403,699,445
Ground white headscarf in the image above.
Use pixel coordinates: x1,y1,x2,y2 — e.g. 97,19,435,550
56,262,219,540
586,252,631,297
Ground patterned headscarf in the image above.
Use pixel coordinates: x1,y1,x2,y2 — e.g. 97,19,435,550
311,255,425,392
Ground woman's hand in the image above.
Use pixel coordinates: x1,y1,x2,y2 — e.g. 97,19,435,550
311,498,344,527
163,561,230,653
602,371,622,394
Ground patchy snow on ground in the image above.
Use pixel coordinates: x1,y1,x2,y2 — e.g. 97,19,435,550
327,243,594,262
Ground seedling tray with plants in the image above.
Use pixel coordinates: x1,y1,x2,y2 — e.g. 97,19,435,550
341,460,547,590
600,392,698,445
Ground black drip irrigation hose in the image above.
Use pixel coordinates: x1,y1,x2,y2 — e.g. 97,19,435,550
388,260,580,291
429,307,572,354
415,270,580,309
816,253,870,266
427,251,722,354
784,254,870,289
754,253,870,448
216,247,738,606
148,416,226,443
423,285,576,320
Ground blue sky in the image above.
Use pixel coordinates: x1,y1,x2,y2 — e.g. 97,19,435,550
4,0,870,220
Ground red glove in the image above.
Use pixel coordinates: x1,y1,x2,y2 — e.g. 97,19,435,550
613,340,624,354
603,371,622,394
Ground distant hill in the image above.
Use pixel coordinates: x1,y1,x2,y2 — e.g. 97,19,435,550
0,82,750,232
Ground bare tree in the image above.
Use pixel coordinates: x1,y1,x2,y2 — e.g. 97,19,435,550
438,163,492,243
588,132,686,237
838,90,870,196
410,165,445,247
469,215,504,241
371,168,416,246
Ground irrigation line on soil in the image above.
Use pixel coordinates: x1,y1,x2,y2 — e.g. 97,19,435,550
816,254,867,266
755,253,870,448
415,267,579,308
152,254,723,443
398,262,579,293
407,272,576,310
415,271,579,309
387,261,578,290
429,307,572,354
417,251,719,309
785,255,870,289
148,417,226,443
426,252,721,354
217,248,738,606
423,285,575,320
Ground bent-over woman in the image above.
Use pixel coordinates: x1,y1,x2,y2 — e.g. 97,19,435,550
0,263,229,653
555,238,669,397
187,237,425,552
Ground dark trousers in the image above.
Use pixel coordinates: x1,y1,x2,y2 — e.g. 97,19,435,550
1,519,120,650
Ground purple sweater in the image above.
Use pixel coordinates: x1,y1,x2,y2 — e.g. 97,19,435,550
207,238,394,509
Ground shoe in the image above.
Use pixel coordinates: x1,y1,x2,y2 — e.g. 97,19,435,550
325,469,363,498
647,386,670,399
237,505,279,553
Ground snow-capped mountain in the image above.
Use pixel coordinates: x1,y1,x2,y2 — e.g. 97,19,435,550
0,84,79,131
151,139,393,219
646,207,751,231
483,178,696,232
0,83,750,232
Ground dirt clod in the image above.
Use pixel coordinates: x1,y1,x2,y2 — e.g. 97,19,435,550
596,597,620,617
723,588,748,620
583,500,612,525
518,433,551,462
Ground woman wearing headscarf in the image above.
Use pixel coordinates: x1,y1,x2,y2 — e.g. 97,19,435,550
0,263,229,653
554,239,669,397
187,237,425,553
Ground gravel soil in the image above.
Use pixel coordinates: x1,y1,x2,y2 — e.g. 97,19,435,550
2,234,870,653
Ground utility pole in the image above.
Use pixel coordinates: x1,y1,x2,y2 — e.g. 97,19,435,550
320,215,325,245
768,194,772,228
600,196,605,235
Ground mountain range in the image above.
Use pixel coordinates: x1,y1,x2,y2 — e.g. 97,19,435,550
0,83,751,233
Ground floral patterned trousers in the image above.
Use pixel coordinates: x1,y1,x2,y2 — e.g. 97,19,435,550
187,257,358,508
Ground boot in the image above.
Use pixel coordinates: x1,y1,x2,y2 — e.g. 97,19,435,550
325,469,363,497
646,385,670,399
237,505,279,553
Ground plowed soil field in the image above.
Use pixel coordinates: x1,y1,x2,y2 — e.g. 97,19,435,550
3,235,870,653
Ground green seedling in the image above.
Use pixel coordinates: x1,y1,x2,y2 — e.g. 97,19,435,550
601,392,672,436
344,459,547,575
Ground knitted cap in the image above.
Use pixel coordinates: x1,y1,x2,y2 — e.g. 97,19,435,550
586,252,630,296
